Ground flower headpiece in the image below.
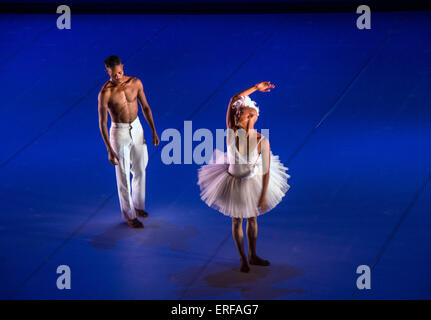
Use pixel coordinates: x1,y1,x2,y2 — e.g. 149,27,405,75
232,95,259,116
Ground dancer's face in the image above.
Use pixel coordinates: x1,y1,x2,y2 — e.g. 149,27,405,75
106,64,124,83
236,107,258,127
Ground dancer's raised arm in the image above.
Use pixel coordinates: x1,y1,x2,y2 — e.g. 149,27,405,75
226,81,275,129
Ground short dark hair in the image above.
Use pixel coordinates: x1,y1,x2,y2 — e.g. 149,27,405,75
104,55,122,69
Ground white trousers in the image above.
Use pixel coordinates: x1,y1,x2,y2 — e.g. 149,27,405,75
109,116,148,220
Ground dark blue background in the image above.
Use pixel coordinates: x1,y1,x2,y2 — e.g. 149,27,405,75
0,4,430,299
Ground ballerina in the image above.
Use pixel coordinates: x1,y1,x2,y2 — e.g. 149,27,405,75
197,81,290,272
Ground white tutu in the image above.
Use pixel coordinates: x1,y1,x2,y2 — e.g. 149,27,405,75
197,138,290,218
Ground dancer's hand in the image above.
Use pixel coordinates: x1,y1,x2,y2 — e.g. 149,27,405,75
108,149,120,165
258,195,267,213
152,132,160,146
255,81,275,92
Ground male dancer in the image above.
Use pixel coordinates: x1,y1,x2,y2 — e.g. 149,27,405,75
98,55,159,228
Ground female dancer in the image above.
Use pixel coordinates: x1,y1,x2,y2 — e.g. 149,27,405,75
197,81,290,272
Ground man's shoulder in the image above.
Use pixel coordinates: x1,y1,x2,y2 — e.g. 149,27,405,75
128,76,142,86
100,81,112,94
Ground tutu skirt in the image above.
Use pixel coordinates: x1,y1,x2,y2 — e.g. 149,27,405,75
197,149,290,218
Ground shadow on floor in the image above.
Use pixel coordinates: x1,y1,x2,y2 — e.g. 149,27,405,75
88,222,136,250
89,217,199,251
170,261,305,299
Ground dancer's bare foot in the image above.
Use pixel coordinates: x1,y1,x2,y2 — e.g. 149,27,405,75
240,260,250,273
135,208,148,218
127,218,144,228
248,255,270,266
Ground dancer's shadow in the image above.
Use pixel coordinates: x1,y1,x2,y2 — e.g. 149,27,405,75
170,262,305,299
89,217,199,251
88,222,137,250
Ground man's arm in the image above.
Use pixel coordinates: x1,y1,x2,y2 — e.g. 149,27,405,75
98,90,119,165
136,79,159,146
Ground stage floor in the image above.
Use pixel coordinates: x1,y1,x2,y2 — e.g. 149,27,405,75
0,11,430,299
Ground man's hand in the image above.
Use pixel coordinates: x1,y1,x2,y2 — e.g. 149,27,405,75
255,81,275,92
108,149,120,165
152,132,160,146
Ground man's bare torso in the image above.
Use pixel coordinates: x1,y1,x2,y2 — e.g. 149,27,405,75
100,75,140,123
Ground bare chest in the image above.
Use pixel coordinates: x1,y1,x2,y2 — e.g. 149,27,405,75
108,84,138,106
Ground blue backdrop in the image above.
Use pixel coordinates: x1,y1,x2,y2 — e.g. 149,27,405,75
0,4,430,299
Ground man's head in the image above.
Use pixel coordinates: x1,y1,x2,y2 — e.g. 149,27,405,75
104,55,124,83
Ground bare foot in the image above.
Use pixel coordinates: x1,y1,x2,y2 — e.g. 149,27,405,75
240,260,250,273
248,255,270,266
135,208,149,218
127,218,144,228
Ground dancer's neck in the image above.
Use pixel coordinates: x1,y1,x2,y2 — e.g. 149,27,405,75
236,124,255,136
